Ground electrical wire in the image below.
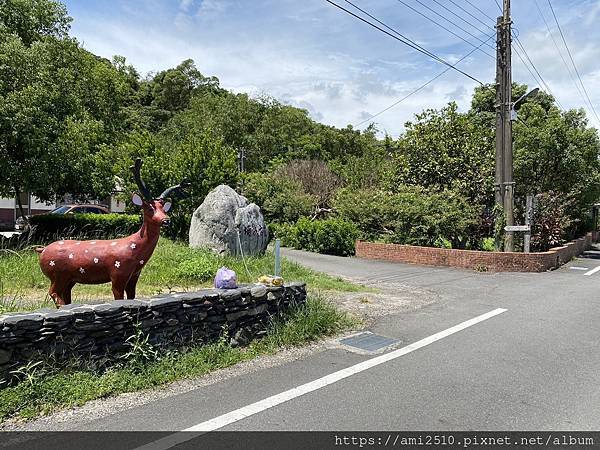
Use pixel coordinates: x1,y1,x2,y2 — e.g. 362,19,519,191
395,0,494,59
533,0,586,114
430,0,490,36
492,0,563,109
446,0,495,31
344,0,467,62
354,34,495,127
324,0,485,84
463,0,495,22
409,0,495,51
546,0,600,124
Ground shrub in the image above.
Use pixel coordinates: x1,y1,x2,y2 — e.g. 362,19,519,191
530,192,574,252
333,187,479,248
175,254,219,282
162,211,192,242
27,213,141,243
242,172,317,224
274,160,342,213
480,237,496,252
277,218,358,256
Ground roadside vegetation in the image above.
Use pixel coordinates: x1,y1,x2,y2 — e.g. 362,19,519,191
0,237,364,313
0,295,359,423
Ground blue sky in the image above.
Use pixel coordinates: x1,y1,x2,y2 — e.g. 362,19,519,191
63,0,600,135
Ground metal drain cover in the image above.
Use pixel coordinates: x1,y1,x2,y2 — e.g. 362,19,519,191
339,332,399,352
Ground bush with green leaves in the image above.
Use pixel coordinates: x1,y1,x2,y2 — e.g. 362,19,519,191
27,213,141,243
242,171,316,225
333,187,479,249
530,192,574,252
175,253,219,282
274,217,358,256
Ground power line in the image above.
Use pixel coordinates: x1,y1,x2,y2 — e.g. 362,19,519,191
344,0,472,62
462,0,495,22
511,35,559,104
511,44,544,95
354,34,495,127
324,0,485,84
446,0,495,31
533,0,587,114
395,0,494,59
491,0,553,101
409,0,495,51
430,0,490,36
546,0,600,124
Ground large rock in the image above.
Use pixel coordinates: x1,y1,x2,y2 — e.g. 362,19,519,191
189,185,269,255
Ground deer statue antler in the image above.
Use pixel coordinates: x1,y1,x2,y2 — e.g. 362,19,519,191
158,179,191,200
130,158,153,201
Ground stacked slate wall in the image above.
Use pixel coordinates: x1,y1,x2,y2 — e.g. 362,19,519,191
0,282,306,379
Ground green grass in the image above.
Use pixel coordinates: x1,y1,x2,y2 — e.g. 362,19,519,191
0,238,365,313
0,296,359,422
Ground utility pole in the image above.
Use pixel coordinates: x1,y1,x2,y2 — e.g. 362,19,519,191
495,0,514,251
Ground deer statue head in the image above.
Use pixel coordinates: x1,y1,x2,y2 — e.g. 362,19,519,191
130,157,189,231
37,158,189,307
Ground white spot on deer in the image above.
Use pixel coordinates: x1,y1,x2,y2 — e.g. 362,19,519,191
91,241,96,245
93,258,99,264
140,260,145,265
115,261,121,268
111,242,117,246
79,267,85,274
84,250,89,253
130,243,137,249
75,242,81,245
68,253,74,259
49,260,55,267
58,241,64,245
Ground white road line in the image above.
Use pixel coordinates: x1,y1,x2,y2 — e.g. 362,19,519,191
570,266,590,271
584,266,600,276
136,308,508,450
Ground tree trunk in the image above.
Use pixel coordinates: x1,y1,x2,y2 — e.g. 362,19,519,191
15,187,28,224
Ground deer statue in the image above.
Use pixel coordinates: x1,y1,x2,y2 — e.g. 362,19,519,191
37,158,189,307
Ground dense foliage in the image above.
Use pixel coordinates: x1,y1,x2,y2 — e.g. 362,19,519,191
333,188,479,249
2,0,599,253
272,218,359,256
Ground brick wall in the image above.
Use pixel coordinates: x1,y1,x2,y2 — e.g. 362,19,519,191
356,233,596,272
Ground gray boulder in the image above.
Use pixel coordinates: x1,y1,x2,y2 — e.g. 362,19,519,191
189,185,269,256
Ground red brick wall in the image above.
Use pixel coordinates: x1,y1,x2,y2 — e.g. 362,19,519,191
355,233,596,272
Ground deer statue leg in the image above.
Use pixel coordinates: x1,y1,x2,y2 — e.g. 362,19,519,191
49,280,74,308
125,272,141,299
111,278,127,300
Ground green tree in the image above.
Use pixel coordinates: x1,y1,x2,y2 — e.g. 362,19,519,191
394,102,494,207
0,0,132,217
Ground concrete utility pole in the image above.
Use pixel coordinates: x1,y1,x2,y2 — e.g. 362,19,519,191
495,0,514,251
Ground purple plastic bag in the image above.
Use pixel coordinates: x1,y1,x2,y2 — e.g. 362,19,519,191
214,266,237,289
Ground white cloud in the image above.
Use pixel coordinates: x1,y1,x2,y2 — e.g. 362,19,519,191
66,0,600,134
179,0,193,12
196,0,227,16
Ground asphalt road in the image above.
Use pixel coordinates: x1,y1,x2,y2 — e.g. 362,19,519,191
6,247,600,446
